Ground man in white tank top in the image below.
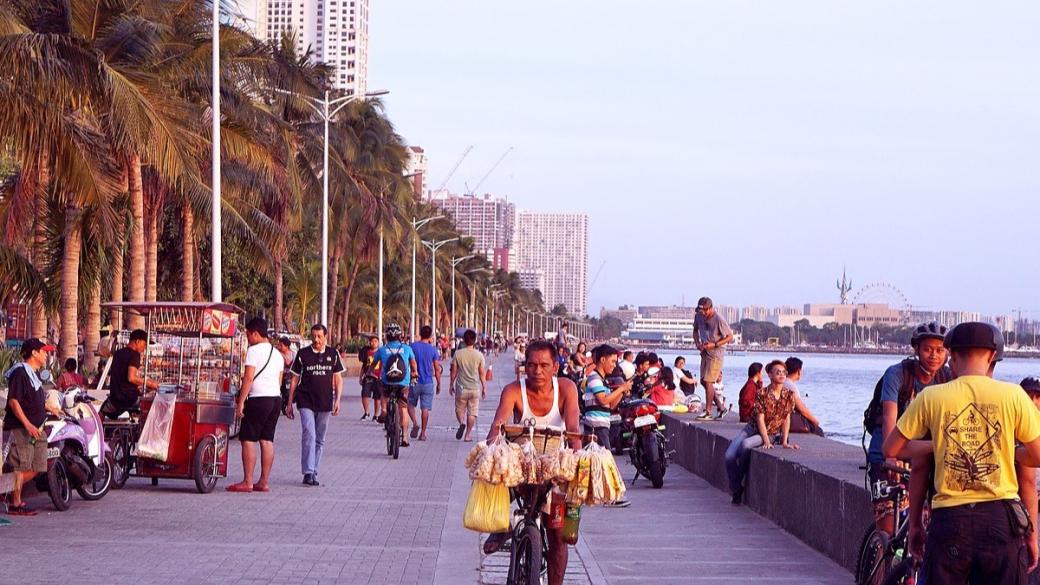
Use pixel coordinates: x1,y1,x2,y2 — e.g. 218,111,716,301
485,339,582,585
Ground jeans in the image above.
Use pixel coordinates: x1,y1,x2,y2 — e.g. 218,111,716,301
299,408,331,476
922,500,1028,585
408,382,436,411
724,428,764,494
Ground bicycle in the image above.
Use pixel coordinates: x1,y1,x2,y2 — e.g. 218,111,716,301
384,385,405,459
498,423,594,585
855,463,918,585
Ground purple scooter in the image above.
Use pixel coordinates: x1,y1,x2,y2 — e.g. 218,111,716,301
35,386,114,511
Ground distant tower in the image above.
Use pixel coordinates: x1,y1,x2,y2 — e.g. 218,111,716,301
837,267,852,304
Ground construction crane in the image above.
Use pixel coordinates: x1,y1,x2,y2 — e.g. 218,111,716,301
465,147,513,196
434,145,473,194
589,260,607,290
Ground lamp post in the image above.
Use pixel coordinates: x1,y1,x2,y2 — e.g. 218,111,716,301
450,255,475,339
270,87,389,326
211,0,222,301
421,237,458,337
378,226,383,338
484,284,502,335
410,215,442,339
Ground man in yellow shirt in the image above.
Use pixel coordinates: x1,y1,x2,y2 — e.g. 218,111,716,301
884,322,1040,583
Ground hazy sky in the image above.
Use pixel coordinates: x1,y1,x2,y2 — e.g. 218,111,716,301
369,1,1039,317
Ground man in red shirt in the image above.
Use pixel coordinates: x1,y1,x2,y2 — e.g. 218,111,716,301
738,362,764,423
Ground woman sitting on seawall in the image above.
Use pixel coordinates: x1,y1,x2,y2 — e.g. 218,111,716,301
724,359,799,505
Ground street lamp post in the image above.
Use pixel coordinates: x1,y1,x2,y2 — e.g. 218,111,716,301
270,87,389,326
378,226,383,338
450,255,474,340
421,237,458,338
211,0,221,302
410,215,442,339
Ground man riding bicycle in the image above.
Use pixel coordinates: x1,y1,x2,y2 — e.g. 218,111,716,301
864,322,952,536
485,339,582,585
373,323,418,446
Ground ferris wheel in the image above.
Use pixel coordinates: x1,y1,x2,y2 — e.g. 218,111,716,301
852,282,911,311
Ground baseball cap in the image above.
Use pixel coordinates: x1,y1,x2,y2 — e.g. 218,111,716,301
697,297,713,310
20,338,56,359
943,322,999,352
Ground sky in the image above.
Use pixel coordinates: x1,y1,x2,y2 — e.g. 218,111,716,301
368,1,1040,317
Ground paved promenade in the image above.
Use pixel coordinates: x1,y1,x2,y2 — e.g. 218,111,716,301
0,353,848,584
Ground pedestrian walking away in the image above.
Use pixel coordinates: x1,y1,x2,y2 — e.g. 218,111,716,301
450,329,485,442
227,318,282,493
373,322,418,446
693,296,733,420
885,322,1040,584
286,324,344,487
408,325,442,441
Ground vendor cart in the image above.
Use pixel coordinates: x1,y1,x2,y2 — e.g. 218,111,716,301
100,302,245,493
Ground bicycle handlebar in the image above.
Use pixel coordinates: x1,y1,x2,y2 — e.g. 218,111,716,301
499,424,597,443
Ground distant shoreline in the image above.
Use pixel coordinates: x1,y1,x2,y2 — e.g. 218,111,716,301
626,344,1040,359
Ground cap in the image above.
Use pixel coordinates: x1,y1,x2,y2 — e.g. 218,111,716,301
943,322,999,352
20,338,56,359
697,297,713,310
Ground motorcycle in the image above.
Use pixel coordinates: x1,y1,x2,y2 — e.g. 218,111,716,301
35,386,114,510
618,396,668,488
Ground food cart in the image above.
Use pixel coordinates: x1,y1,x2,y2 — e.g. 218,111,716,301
101,302,245,493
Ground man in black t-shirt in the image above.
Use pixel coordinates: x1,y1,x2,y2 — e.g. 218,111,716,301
286,324,344,486
101,329,159,419
3,338,58,516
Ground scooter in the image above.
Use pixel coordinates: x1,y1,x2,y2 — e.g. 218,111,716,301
35,386,114,511
618,396,668,489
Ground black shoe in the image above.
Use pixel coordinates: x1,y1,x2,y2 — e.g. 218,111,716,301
311,476,320,487
360,413,369,421
456,424,466,440
731,488,743,505
303,473,315,486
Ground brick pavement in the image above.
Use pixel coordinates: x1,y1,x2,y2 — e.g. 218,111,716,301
0,352,852,584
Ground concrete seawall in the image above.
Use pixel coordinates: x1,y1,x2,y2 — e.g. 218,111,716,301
662,412,872,573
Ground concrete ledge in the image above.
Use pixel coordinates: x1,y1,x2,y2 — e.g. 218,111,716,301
662,412,872,573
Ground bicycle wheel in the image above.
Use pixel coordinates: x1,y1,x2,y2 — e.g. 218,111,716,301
855,527,891,585
387,400,400,459
881,558,916,585
507,524,542,585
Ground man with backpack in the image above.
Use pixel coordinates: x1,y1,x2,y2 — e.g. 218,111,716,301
864,321,952,535
373,323,418,446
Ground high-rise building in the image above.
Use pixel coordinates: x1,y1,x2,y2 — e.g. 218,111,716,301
431,192,515,271
236,0,368,95
514,211,589,315
517,269,545,294
404,146,427,199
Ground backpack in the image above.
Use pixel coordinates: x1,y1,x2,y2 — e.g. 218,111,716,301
384,347,407,385
862,359,951,434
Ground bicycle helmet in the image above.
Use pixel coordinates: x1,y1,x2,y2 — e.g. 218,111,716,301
385,322,403,341
910,322,947,347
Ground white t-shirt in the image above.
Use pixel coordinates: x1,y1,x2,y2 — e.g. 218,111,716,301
245,341,281,398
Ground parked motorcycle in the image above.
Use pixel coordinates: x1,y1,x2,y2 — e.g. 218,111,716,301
35,386,114,510
618,397,668,488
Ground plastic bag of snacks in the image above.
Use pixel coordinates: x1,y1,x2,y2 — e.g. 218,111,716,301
464,435,524,487
463,480,510,533
565,442,626,506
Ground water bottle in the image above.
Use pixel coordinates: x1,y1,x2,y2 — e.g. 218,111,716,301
561,504,581,545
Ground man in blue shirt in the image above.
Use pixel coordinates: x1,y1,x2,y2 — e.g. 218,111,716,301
374,322,418,446
408,325,442,441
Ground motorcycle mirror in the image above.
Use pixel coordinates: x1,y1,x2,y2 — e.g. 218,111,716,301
39,369,53,383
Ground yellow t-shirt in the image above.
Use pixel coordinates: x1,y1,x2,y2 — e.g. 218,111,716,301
897,375,1040,509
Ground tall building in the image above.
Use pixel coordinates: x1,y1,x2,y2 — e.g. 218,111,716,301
404,146,427,199
517,269,545,294
236,0,369,95
432,192,515,271
514,211,589,315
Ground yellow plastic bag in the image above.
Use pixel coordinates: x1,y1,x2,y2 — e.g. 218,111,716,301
463,479,510,533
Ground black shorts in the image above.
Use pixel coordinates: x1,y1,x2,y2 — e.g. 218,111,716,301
240,397,281,442
362,378,382,399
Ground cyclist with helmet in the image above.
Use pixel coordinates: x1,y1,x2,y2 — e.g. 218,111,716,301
373,323,418,446
864,321,952,535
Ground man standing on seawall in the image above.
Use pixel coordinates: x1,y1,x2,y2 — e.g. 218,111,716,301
286,324,344,487
693,297,733,420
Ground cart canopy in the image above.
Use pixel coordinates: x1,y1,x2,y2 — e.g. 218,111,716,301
103,302,245,337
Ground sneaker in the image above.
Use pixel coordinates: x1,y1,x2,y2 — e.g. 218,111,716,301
695,412,713,421
456,424,467,440
715,406,730,420
311,476,320,487
303,473,315,486
360,413,369,421
603,499,631,508
731,488,743,505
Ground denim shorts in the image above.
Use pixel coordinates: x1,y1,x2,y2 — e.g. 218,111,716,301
408,382,436,410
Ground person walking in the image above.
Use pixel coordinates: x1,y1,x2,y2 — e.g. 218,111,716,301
408,325,442,441
450,329,485,441
2,339,60,516
227,318,282,493
357,335,381,421
373,323,418,446
693,297,733,420
885,322,1040,583
275,336,295,415
286,324,344,487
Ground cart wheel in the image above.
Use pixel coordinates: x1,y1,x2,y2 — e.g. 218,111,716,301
229,416,241,440
193,436,218,494
110,435,131,489
47,459,72,511
151,477,159,486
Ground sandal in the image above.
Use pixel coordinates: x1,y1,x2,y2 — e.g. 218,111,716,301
225,483,253,493
6,504,37,516
483,532,510,555
401,440,410,448
253,485,270,493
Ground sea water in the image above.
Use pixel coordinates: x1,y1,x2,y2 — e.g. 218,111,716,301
655,351,1040,447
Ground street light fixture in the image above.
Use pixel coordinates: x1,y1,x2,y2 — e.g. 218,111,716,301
270,86,390,327
421,237,458,337
410,215,443,338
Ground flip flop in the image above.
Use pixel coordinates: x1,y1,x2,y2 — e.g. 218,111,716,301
456,424,466,440
225,483,253,493
419,434,428,441
5,504,37,516
410,426,420,439
401,440,410,448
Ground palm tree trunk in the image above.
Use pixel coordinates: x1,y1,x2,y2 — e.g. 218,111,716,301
181,205,194,301
273,255,284,332
341,261,361,340
85,278,101,373
328,244,343,338
127,153,145,329
144,202,158,302
111,233,124,330
60,204,82,362
30,154,50,338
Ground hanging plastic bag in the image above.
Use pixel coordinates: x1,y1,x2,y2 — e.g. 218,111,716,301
463,479,510,533
138,391,176,461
